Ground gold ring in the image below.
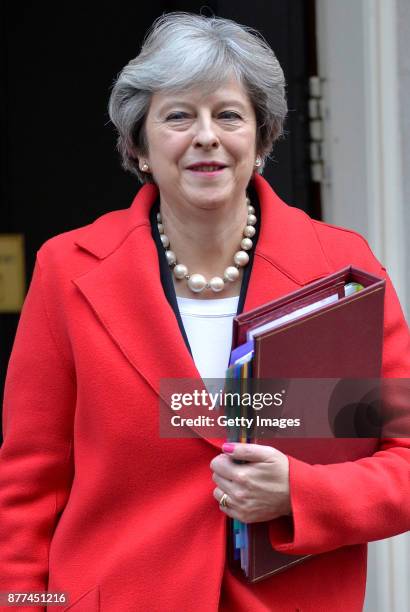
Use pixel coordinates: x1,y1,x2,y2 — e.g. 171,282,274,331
219,492,229,508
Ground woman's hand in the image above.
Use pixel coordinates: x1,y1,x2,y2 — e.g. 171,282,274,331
210,443,292,523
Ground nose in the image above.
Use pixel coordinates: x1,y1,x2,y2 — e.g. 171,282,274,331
192,116,219,149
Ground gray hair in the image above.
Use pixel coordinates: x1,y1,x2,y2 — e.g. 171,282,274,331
108,12,288,182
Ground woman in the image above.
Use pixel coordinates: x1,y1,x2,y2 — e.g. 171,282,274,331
0,12,409,612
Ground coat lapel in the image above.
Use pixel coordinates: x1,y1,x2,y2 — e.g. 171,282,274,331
244,174,333,310
72,176,333,449
72,185,220,447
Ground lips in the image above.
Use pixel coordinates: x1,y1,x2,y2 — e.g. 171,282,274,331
187,162,227,172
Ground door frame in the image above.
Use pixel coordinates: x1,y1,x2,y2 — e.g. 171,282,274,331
315,1,409,610
315,0,407,317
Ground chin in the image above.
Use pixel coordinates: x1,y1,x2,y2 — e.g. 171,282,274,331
186,187,235,208
196,197,231,211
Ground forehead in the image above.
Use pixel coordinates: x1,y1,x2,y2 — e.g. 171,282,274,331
149,78,253,111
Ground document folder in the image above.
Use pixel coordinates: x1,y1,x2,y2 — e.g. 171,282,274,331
226,266,386,582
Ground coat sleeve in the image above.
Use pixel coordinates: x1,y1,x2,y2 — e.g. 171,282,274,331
0,256,75,609
269,269,410,554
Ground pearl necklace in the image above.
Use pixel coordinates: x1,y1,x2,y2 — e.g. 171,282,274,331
157,197,257,294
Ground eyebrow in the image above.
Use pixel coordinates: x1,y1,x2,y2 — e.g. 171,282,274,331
157,99,249,113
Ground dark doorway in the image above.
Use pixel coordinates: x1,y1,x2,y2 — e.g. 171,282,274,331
1,1,318,438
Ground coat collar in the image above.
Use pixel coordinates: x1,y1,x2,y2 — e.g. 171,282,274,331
72,175,332,449
73,174,331,285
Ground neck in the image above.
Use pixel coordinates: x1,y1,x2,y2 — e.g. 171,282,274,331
159,193,250,299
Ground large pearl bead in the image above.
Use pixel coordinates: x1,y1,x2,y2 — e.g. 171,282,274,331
157,223,164,234
174,264,188,279
241,238,253,251
160,234,170,248
157,212,162,222
234,251,249,267
187,273,207,293
247,214,257,226
247,205,255,214
243,225,256,238
209,276,224,292
166,250,176,265
224,266,240,282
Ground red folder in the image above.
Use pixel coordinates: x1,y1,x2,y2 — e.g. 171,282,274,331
228,266,385,582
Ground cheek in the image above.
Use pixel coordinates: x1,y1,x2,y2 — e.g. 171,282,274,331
155,131,190,158
148,137,189,181
227,132,257,160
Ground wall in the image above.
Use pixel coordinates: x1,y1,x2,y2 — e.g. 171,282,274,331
315,0,409,609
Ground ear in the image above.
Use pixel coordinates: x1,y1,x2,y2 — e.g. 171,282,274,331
128,143,140,161
133,149,146,168
134,147,150,167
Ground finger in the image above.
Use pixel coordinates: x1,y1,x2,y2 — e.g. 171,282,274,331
213,486,233,509
222,442,281,463
210,454,237,480
213,487,239,519
217,503,237,519
212,472,235,497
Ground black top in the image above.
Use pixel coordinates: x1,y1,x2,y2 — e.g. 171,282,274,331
149,183,261,356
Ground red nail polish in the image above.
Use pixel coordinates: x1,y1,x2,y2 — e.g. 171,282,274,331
223,442,235,454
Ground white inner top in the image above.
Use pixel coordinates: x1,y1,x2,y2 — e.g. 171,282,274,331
177,295,240,381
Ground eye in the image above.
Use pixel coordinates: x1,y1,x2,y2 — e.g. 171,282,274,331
219,111,242,120
165,111,189,121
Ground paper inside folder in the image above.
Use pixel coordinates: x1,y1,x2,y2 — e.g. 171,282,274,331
246,293,341,341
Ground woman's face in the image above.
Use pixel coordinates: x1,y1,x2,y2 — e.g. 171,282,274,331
142,78,258,211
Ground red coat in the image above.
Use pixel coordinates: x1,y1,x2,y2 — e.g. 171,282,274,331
1,174,409,612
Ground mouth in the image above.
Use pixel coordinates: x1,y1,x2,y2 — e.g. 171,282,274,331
186,163,227,175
